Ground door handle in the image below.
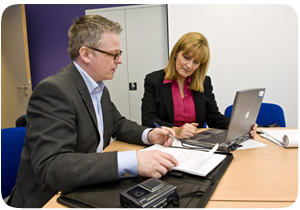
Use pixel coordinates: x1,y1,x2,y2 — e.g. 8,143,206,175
16,85,28,89
16,85,28,96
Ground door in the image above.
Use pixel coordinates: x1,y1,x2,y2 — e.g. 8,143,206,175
86,5,168,124
1,4,32,128
125,6,169,123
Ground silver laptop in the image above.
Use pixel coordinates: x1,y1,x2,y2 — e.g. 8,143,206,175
181,88,266,152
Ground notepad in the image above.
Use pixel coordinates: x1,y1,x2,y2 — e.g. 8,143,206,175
143,144,226,177
260,129,298,148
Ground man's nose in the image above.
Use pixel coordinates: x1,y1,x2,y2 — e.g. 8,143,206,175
116,55,122,64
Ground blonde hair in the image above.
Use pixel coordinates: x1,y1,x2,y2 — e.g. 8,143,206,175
68,15,122,60
164,32,210,92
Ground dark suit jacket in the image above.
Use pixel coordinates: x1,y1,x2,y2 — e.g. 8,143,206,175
142,70,230,129
9,63,147,207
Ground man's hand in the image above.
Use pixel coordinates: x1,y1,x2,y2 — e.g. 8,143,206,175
147,127,175,147
136,150,178,178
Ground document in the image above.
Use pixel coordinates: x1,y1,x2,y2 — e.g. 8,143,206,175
237,139,267,150
143,144,226,177
260,129,298,148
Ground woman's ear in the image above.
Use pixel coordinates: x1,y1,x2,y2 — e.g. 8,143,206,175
78,47,91,64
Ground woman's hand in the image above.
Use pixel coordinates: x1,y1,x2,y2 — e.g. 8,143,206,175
250,123,258,138
172,123,198,139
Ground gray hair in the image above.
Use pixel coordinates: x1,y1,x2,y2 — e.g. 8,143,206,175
68,15,123,59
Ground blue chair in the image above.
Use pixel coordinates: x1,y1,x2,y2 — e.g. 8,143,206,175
1,127,26,199
224,103,286,127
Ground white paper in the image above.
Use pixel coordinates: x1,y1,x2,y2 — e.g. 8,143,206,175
236,139,267,150
171,138,183,147
143,144,226,177
260,129,298,148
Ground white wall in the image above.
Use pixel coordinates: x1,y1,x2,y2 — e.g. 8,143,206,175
168,4,298,127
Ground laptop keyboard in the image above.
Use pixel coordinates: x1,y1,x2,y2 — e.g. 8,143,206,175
202,131,227,143
191,130,228,144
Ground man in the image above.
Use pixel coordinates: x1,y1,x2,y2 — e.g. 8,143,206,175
8,15,178,208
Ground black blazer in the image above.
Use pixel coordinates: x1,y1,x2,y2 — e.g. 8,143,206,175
9,63,147,208
142,70,230,129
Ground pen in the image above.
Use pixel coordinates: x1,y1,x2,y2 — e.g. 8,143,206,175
153,122,178,142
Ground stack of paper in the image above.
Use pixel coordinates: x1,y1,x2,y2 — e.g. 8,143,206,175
143,144,226,177
260,129,298,148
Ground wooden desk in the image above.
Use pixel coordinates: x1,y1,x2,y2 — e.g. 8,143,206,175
207,129,298,208
43,128,298,208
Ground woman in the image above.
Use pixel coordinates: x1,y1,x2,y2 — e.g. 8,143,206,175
142,32,256,139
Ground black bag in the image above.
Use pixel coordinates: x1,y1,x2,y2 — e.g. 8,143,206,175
58,153,233,208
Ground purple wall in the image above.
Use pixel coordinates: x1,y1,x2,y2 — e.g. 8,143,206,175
25,4,133,88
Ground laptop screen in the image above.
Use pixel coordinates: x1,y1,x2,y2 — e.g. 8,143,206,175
225,88,265,143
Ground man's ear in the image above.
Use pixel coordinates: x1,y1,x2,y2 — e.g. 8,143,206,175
78,47,91,63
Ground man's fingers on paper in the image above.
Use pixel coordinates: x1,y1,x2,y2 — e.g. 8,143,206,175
159,151,178,167
156,165,168,177
158,156,175,171
152,171,163,179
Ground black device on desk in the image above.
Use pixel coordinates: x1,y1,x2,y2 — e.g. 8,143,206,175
120,178,178,208
57,153,233,208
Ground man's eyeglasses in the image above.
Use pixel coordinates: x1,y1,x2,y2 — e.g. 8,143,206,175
88,47,122,61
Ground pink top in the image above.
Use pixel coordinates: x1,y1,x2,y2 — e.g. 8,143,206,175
163,77,196,127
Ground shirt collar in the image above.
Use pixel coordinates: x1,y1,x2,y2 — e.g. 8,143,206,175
73,61,104,94
163,78,173,84
163,76,192,85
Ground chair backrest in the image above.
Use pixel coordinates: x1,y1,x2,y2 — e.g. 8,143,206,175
224,103,286,127
1,127,26,199
15,115,27,127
